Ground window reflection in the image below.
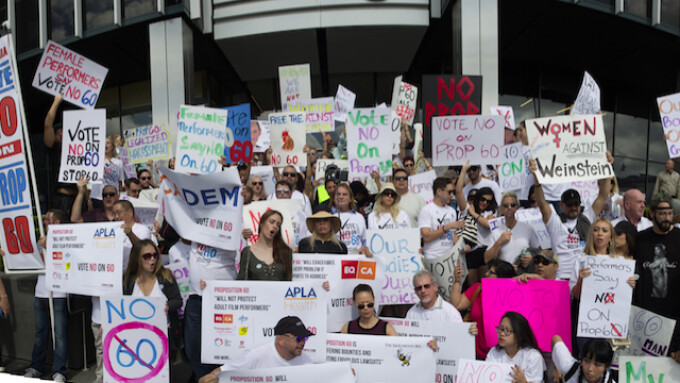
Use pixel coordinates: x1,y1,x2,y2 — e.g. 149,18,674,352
648,121,668,163
647,161,666,199
614,114,648,160
499,94,537,126
602,112,614,152
84,0,114,30
661,0,680,28
122,111,153,132
625,0,649,18
538,98,568,118
50,0,74,40
124,0,155,19
16,0,39,53
614,157,647,194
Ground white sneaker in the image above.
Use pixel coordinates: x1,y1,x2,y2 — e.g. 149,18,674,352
52,372,67,382
24,368,41,378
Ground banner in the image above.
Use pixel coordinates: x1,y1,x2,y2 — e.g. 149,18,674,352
422,237,467,301
616,305,677,358
656,92,680,158
269,112,307,167
619,356,680,383
243,199,302,250
175,105,227,174
431,115,504,166
218,363,355,383
391,76,418,125
201,281,327,364
45,222,124,296
488,208,551,249
166,260,190,319
32,40,108,109
59,109,105,183
102,296,168,383
490,106,516,130
457,359,513,383
498,143,526,192
571,71,601,116
526,115,613,184
315,159,349,183
384,318,475,381
334,85,356,123
347,107,392,180
158,167,243,250
288,97,334,133
292,253,384,332
365,229,421,305
0,35,43,270
481,278,572,352
577,255,635,339
252,121,271,153
279,64,311,110
124,124,171,164
408,170,435,204
222,103,253,164
326,333,437,383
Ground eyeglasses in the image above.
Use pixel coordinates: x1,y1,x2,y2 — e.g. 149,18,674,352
285,334,309,343
383,191,397,198
414,284,432,292
481,197,493,203
503,203,518,208
102,192,117,198
357,302,374,310
276,189,290,195
394,176,408,181
495,326,514,336
140,177,151,181
142,252,158,261
533,257,552,266
283,172,297,178
251,181,263,186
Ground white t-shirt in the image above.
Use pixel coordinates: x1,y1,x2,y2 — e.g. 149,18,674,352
397,192,426,227
552,341,616,383
132,279,167,300
545,207,583,283
269,190,312,217
611,215,653,232
169,241,192,264
462,178,502,205
335,209,367,254
405,296,462,323
91,158,126,200
219,341,313,372
367,210,411,230
189,242,237,295
486,347,546,383
489,220,541,263
418,202,458,260
290,209,310,247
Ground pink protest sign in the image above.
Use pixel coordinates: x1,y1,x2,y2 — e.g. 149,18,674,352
481,278,571,352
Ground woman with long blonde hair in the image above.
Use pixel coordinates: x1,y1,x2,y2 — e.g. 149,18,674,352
367,183,410,229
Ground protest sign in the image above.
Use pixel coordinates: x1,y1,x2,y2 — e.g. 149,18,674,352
326,333,436,383
292,253,384,332
269,112,307,167
384,319,474,381
243,199,301,249
365,229,421,305
499,143,526,192
217,363,355,383
279,64,311,110
457,359,513,383
45,222,124,296
481,278,572,352
391,112,403,155
0,35,43,270
59,109,105,183
101,296,168,383
570,179,599,204
422,237,467,301
201,281,327,364
656,92,680,158
288,97,334,133
166,260,190,319
315,159,349,183
249,166,275,196
617,305,677,358
413,123,426,171
408,170,436,204
32,40,108,109
490,106,516,130
118,144,137,179
124,124,171,164
175,105,227,174
620,356,680,383
252,121,271,153
391,76,418,125
577,255,636,339
222,103,252,164
431,115,504,166
526,115,613,184
571,71,601,116
158,166,243,250
488,208,551,249
334,85,356,123
346,107,392,180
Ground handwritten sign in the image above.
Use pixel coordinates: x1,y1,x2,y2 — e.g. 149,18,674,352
334,85,356,123
32,40,108,109
118,144,137,179
124,124,171,164
618,306,677,358
315,159,349,183
488,208,551,249
102,296,169,383
422,75,482,128
577,255,636,339
499,143,526,192
279,64,311,110
490,106,516,130
166,260,190,319
222,103,252,164
366,229,421,305
431,115,504,166
59,109,105,183
620,356,680,383
217,363,355,383
175,105,227,174
243,199,301,250
570,179,600,204
481,279,572,352
423,238,467,301
391,112,403,155
391,76,418,125
571,71,600,116
347,107,392,180
269,112,307,167
408,170,436,204
457,359,513,383
526,115,613,184
288,97,334,133
656,92,680,158
252,121,271,153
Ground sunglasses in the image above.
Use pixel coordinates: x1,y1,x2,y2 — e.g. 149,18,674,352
276,189,290,194
503,203,518,208
357,302,374,310
394,176,408,181
142,252,158,261
140,177,151,181
283,172,297,177
404,163,414,167
102,192,117,198
533,257,552,266
251,181,263,186
285,334,309,343
383,191,397,198
481,197,493,203
414,284,432,292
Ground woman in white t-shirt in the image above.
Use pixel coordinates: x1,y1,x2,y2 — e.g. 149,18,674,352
331,183,371,256
484,191,541,264
551,335,615,383
367,183,411,230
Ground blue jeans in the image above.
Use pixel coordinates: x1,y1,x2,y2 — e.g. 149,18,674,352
184,295,218,381
31,298,68,376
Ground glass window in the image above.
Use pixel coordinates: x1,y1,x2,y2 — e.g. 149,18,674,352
646,161,666,200
614,157,647,195
625,0,649,18
614,114,648,161
602,111,614,152
106,116,121,138
124,0,155,19
499,94,537,127
661,0,680,29
50,0,74,41
84,0,114,31
121,111,152,132
16,0,40,54
539,98,568,118
648,121,669,163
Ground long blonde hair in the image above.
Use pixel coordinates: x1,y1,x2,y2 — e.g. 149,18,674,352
584,218,619,257
374,189,400,221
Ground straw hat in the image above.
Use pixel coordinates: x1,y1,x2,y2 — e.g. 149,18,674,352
306,209,341,233
378,182,401,205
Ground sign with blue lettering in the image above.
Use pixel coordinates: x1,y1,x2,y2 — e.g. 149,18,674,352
175,105,228,174
367,228,421,305
59,109,105,183
222,103,252,164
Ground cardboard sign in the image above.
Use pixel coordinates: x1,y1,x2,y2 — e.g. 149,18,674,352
242,199,302,250
346,107,393,180
408,170,436,204
217,363,355,383
158,167,243,250
288,97,334,133
222,103,253,164
431,115,504,166
32,40,108,109
334,85,356,123
488,208,551,249
619,305,677,357
365,229,421,305
269,112,307,167
59,109,106,183
391,76,418,125
101,296,169,383
656,92,680,158
481,279,572,352
0,35,43,270
499,143,526,192
45,222,125,296
166,261,191,319
619,356,680,383
422,238,467,301
315,159,349,183
118,144,138,179
571,71,601,116
577,255,636,339
490,106,516,130
176,105,228,174
457,359,513,383
252,121,271,153
391,112,403,155
279,64,311,110
201,281,327,364
526,115,613,184
124,124,171,164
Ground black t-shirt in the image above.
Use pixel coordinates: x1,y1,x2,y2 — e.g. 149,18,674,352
298,237,348,254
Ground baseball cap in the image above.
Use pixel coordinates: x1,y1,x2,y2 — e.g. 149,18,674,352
561,189,581,204
274,316,315,337
534,249,559,264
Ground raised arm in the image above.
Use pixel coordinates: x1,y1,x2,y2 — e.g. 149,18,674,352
529,159,552,224
44,95,63,148
70,178,89,223
456,162,470,211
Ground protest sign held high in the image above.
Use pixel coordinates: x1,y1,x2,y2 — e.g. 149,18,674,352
408,170,435,204
334,85,356,123
498,143,526,192
269,112,307,167
222,103,252,164
288,97,334,133
657,92,680,158
279,64,311,110
391,76,418,126
431,115,504,166
59,109,105,183
252,121,271,153
618,305,676,358
346,107,392,180
176,105,228,174
243,199,300,249
124,124,171,164
571,71,601,116
490,106,516,130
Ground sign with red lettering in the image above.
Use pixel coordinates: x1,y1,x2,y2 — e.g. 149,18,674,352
32,40,108,109
59,109,106,183
391,76,418,126
279,64,311,110
431,115,504,166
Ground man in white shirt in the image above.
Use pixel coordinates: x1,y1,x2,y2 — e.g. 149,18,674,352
418,177,465,260
611,189,653,231
268,166,312,216
406,270,463,323
394,168,426,227
461,165,502,204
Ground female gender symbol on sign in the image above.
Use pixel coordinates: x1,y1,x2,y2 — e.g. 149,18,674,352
103,322,169,382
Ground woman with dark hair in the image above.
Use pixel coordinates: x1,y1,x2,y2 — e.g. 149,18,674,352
349,181,375,219
551,335,615,383
137,168,156,189
487,312,546,383
341,284,397,335
614,221,636,259
237,210,292,281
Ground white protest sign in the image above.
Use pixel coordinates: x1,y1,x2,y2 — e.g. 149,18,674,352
249,166,275,196
619,305,676,357
384,319,475,381
365,229,421,305
158,166,243,250
45,222,124,296
499,143,526,192
279,64,311,110
202,281,327,364
457,359,513,383
658,92,680,158
413,123,428,173
124,124,171,164
577,255,636,339
526,115,613,184
252,121,271,153
59,109,105,184
408,170,436,204
269,112,307,167
570,179,600,204
620,356,680,383
243,199,301,250
422,237,467,300
217,363,355,383
488,208,551,249
175,105,227,174
32,40,108,109
292,253,384,332
391,112,403,155
326,333,436,383
315,159,349,183
571,71,601,116
347,107,393,181
118,144,137,179
391,76,418,125
490,106,516,130
166,261,190,319
334,85,356,123
288,97,334,133
431,115,504,166
101,296,169,383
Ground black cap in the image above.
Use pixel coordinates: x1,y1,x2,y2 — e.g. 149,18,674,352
614,221,636,237
274,316,314,337
561,189,581,204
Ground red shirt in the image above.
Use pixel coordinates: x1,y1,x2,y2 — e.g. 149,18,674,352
464,282,490,359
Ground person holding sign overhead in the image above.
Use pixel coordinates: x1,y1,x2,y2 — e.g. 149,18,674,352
367,183,411,229
486,312,546,383
237,210,292,281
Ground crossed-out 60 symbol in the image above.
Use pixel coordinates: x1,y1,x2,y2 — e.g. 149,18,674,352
103,322,169,382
